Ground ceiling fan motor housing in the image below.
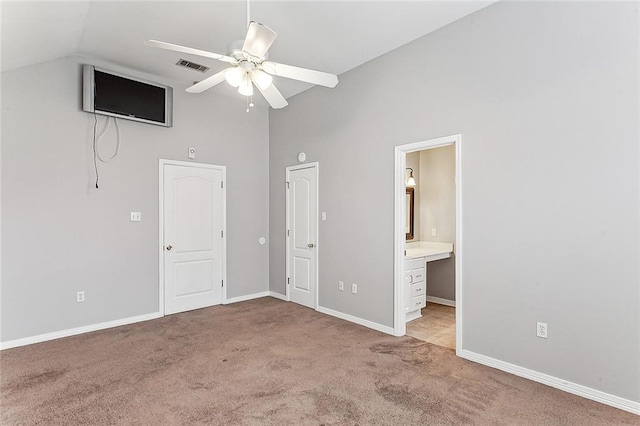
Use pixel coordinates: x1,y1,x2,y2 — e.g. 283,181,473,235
227,39,267,64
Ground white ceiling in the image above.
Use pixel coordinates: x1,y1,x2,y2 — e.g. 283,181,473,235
1,1,495,100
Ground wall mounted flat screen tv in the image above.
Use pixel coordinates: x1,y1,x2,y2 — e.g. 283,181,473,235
82,65,173,127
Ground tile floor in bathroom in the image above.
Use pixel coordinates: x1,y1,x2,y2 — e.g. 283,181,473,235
406,303,456,350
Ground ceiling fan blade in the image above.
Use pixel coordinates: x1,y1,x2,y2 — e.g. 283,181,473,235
144,40,237,64
256,83,288,109
242,21,277,58
262,61,338,88
186,69,229,93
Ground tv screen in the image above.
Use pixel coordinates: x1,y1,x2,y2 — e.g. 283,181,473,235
83,65,173,127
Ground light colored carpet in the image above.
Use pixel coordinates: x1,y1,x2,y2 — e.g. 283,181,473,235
1,297,636,425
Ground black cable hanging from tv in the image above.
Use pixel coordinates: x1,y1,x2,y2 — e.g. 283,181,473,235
93,66,99,189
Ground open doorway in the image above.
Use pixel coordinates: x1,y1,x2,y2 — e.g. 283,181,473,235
394,135,462,354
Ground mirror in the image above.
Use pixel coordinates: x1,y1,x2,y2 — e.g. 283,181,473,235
406,187,414,240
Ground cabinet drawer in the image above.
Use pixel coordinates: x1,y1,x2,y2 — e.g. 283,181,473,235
410,282,425,297
412,268,425,283
404,258,425,271
409,295,426,311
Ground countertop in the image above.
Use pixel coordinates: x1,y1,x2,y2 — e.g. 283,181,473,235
405,241,453,261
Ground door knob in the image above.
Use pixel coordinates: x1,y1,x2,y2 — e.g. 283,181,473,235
166,245,172,251
308,243,315,248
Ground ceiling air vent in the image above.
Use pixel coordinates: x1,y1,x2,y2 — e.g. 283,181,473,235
176,59,210,73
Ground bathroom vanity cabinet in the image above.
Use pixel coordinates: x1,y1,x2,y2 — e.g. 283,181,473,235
404,258,426,321
404,242,454,322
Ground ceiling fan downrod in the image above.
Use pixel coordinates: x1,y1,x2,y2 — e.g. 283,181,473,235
246,0,251,29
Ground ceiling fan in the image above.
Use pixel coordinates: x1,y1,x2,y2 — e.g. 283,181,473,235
144,20,338,110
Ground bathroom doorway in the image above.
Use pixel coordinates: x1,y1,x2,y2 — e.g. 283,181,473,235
393,135,462,354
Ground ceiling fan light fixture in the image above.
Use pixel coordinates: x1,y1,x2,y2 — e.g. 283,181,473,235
252,69,273,90
224,67,244,88
238,74,254,96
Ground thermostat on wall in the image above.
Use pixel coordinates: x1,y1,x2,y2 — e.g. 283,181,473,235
297,152,306,163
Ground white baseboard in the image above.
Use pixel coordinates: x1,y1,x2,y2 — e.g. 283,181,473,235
458,349,640,416
405,310,422,322
0,312,162,351
317,306,395,336
224,291,270,304
427,296,456,307
268,291,288,301
2,293,287,350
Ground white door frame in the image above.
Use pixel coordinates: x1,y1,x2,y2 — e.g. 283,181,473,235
285,162,319,309
158,159,227,316
394,135,463,354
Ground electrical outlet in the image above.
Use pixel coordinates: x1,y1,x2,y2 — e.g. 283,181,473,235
321,212,327,221
431,228,437,237
536,322,548,339
76,291,85,303
188,147,196,159
351,283,358,294
338,281,344,291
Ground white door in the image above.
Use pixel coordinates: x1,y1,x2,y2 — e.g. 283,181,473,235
286,164,318,309
162,162,225,315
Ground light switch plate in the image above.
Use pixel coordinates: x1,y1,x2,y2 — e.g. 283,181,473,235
188,147,196,159
321,212,327,221
130,212,142,222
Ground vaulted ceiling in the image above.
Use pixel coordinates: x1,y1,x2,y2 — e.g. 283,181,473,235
1,1,495,99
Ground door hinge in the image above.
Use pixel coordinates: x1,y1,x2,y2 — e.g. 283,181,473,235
287,229,290,237
287,277,290,285
222,280,224,287
286,182,290,189
221,230,224,238
221,181,224,189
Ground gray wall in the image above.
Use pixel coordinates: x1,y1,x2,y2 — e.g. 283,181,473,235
418,145,455,243
269,1,639,402
1,56,270,342
419,145,456,301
